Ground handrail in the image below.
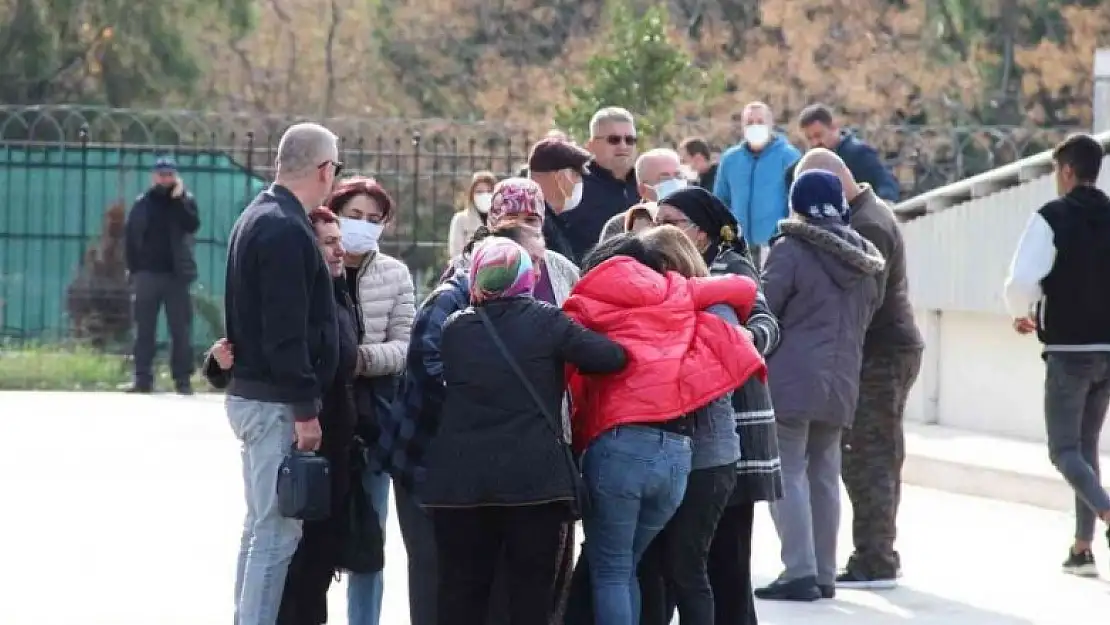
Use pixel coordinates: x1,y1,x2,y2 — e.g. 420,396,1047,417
893,130,1110,221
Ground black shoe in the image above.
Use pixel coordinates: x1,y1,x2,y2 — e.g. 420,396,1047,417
754,576,821,602
123,384,153,394
1062,549,1098,577
818,583,835,599
174,382,194,396
835,566,898,590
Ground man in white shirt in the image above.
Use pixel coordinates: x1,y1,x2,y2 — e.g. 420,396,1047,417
1004,133,1110,577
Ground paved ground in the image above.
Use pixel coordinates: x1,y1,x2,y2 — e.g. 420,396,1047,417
2,392,1109,625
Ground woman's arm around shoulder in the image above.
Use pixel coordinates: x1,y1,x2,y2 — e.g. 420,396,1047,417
689,273,757,321
546,304,626,375
713,250,781,355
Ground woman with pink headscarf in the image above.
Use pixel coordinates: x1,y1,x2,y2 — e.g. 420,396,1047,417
420,237,626,625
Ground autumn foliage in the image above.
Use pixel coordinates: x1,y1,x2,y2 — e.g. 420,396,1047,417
2,0,1109,165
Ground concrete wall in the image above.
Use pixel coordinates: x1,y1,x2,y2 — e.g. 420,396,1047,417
904,308,1110,453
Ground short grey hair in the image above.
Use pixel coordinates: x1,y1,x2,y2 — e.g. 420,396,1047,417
634,148,681,183
589,107,636,138
742,101,774,125
275,123,339,178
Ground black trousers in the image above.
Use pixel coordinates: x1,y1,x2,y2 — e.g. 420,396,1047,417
131,271,193,386
434,504,569,625
277,431,352,625
640,465,736,625
396,483,439,625
706,501,757,625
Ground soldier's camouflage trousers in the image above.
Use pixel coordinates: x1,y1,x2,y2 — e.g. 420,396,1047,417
842,348,923,578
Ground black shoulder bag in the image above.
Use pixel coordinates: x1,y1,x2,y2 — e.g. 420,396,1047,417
476,307,590,520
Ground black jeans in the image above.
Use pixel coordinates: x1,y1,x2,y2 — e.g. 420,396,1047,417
131,271,193,386
707,500,757,625
396,483,439,625
434,504,569,625
640,464,736,625
277,428,352,625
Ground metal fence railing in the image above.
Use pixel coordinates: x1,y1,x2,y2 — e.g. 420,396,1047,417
0,105,1081,352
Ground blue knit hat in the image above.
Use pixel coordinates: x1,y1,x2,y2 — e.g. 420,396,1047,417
790,169,848,224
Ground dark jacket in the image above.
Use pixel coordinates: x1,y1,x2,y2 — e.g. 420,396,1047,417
543,204,580,264
124,185,200,281
421,297,626,508
1037,186,1110,346
849,185,923,354
560,165,639,261
224,184,339,421
835,131,901,203
708,246,784,503
371,269,470,494
762,221,886,427
698,162,719,193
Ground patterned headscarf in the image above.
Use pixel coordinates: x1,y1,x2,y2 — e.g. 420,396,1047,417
789,169,849,224
468,237,537,303
488,177,546,227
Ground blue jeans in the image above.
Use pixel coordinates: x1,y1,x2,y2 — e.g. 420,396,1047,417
227,396,301,625
347,468,392,625
582,425,692,625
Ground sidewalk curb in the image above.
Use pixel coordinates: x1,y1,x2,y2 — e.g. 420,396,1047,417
902,451,1074,512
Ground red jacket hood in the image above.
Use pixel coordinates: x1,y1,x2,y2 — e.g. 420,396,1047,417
563,257,766,451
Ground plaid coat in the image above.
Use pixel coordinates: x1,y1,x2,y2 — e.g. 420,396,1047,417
368,270,469,493
710,246,785,503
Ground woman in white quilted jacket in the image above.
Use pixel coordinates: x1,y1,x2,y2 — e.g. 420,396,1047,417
326,176,416,625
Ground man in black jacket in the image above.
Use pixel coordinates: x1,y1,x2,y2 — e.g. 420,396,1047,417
124,157,200,394
225,122,341,625
561,107,641,260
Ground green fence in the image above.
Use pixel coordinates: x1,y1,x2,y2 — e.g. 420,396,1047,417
1,143,266,345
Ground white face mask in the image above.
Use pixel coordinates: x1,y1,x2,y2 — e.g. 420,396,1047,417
563,181,584,213
652,178,687,201
473,192,493,214
744,124,771,147
339,217,384,255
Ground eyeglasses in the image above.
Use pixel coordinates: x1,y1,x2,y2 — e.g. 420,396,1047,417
318,160,344,176
655,218,695,230
603,135,638,146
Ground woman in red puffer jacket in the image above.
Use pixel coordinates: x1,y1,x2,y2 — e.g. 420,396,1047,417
562,233,765,625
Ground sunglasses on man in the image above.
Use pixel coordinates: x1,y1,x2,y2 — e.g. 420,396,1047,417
602,135,638,147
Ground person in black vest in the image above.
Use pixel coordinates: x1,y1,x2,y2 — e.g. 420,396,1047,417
123,157,200,394
1004,133,1110,577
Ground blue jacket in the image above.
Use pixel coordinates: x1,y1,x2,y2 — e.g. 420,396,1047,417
371,269,470,494
835,130,901,203
713,135,801,247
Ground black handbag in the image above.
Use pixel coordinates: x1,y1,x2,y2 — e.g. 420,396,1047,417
353,375,399,444
277,448,332,521
336,438,385,574
476,307,590,520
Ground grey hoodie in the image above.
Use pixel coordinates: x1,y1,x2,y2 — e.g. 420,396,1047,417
761,220,886,426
